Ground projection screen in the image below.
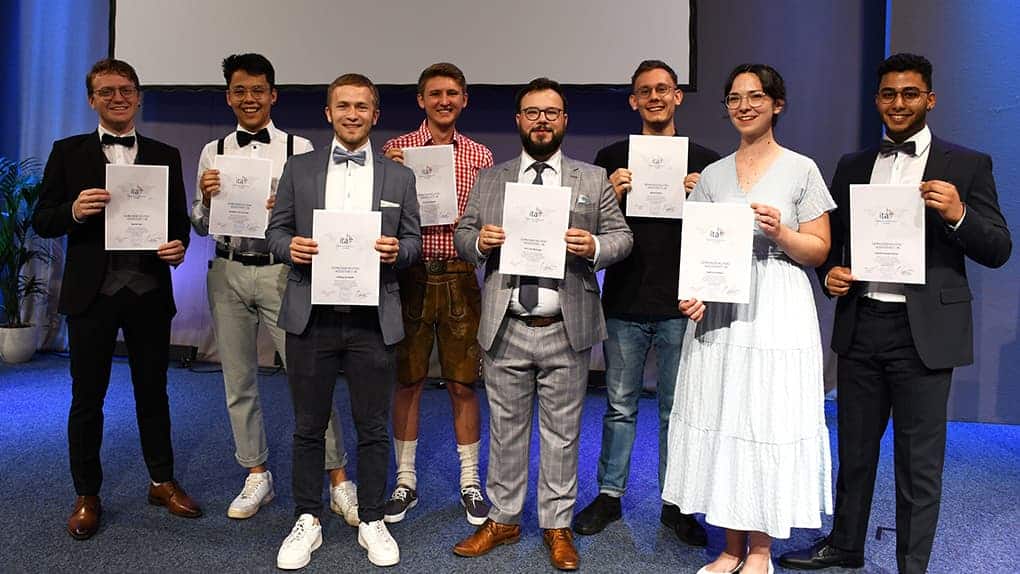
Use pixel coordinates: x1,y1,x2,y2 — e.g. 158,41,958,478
111,0,696,88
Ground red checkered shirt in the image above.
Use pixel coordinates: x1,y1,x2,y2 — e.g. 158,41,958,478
383,120,494,260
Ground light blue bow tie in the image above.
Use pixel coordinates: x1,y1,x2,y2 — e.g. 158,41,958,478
332,147,367,166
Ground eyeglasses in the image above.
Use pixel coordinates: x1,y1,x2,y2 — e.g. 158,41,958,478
93,86,138,100
723,91,768,109
634,84,677,100
877,88,931,104
229,86,271,99
520,107,563,121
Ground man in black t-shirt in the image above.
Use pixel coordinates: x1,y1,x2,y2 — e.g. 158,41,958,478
572,60,721,546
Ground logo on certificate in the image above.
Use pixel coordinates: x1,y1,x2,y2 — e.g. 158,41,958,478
526,207,546,222
876,208,896,223
334,233,357,250
707,226,725,240
647,155,666,169
126,184,146,200
418,164,436,179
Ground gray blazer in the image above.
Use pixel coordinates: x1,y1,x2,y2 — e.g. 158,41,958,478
455,155,632,352
267,147,421,345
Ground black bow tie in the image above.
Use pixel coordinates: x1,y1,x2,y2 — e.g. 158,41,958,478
879,140,916,156
101,134,135,147
237,128,271,147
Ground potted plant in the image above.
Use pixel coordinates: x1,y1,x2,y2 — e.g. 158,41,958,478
0,157,52,363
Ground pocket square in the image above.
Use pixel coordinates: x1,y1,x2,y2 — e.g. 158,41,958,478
576,194,592,206
380,200,401,208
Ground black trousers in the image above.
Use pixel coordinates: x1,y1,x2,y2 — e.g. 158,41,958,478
831,299,952,574
66,288,175,496
287,308,396,522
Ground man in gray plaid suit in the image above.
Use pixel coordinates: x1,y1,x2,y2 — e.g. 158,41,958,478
452,77,633,571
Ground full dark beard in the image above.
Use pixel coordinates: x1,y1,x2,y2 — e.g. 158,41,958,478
519,128,563,160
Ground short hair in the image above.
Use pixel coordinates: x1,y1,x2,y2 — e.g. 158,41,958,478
724,63,786,126
326,73,379,108
877,53,933,90
86,58,140,96
515,77,567,113
222,53,276,88
630,60,679,89
417,62,467,94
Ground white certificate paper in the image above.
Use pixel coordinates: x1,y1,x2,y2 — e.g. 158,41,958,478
209,155,274,238
850,184,926,284
104,164,168,250
627,135,689,219
498,183,571,280
311,210,381,306
677,202,754,304
402,145,458,227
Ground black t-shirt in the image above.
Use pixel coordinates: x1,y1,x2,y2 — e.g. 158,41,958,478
595,137,722,320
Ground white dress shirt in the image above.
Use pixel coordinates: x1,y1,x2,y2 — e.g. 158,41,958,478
862,126,931,303
325,139,374,213
98,125,137,165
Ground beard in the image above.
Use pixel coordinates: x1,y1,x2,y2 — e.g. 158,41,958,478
519,126,563,159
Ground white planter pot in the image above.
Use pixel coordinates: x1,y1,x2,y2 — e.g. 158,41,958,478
0,325,39,363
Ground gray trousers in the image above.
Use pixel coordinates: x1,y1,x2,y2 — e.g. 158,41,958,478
483,317,590,529
207,258,347,469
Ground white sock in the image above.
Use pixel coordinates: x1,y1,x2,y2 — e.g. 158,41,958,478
394,439,418,490
457,441,481,489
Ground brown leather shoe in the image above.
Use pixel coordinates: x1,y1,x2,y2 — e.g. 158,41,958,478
148,480,202,518
543,527,580,571
67,495,101,540
453,518,521,557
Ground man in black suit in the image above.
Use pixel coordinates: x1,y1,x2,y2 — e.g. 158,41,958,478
32,58,201,541
779,53,1011,574
572,60,719,545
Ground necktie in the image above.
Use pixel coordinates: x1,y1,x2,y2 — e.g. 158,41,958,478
236,128,271,147
879,140,916,156
101,134,135,147
333,147,367,166
519,161,555,312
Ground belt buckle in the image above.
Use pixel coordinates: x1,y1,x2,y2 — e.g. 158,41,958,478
425,260,445,274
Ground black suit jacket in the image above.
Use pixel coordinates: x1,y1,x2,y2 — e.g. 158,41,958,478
818,136,1011,369
32,131,190,317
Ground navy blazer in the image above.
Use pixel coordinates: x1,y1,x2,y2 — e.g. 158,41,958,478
818,136,1011,369
31,131,190,317
266,146,421,344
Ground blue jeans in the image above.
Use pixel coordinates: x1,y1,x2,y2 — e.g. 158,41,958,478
597,317,687,497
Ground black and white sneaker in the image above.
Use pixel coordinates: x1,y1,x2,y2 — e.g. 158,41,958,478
460,484,489,526
383,484,418,523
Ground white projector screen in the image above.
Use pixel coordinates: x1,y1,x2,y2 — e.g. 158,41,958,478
111,0,695,88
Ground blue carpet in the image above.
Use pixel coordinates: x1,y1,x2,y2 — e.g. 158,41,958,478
1,353,1017,573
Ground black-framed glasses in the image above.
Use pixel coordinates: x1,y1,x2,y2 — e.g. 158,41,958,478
93,86,138,100
723,91,768,109
520,107,563,121
229,86,271,99
634,83,677,100
877,88,931,104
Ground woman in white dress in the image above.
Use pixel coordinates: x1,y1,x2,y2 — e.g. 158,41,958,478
661,64,835,574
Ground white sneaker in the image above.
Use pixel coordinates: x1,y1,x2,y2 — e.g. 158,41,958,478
277,514,322,570
330,480,360,526
357,519,400,567
227,470,275,519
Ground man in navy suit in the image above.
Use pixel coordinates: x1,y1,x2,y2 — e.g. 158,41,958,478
32,58,201,541
267,73,420,570
779,53,1011,574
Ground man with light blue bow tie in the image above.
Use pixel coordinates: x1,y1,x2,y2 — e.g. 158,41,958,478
266,73,421,570
452,77,632,571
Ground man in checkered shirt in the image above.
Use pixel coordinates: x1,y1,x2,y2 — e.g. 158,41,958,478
381,62,494,526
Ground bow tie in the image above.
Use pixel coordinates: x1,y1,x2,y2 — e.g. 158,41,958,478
236,128,271,147
879,140,916,156
101,134,135,147
332,147,367,166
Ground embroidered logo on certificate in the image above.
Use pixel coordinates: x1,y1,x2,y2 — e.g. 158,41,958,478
850,184,925,284
677,202,754,304
311,210,381,306
104,164,168,250
498,182,571,280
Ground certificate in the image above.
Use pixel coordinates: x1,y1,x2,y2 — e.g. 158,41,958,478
677,202,754,304
311,210,381,306
209,155,274,238
104,164,168,250
626,134,689,218
850,184,925,284
402,145,457,227
498,182,571,279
